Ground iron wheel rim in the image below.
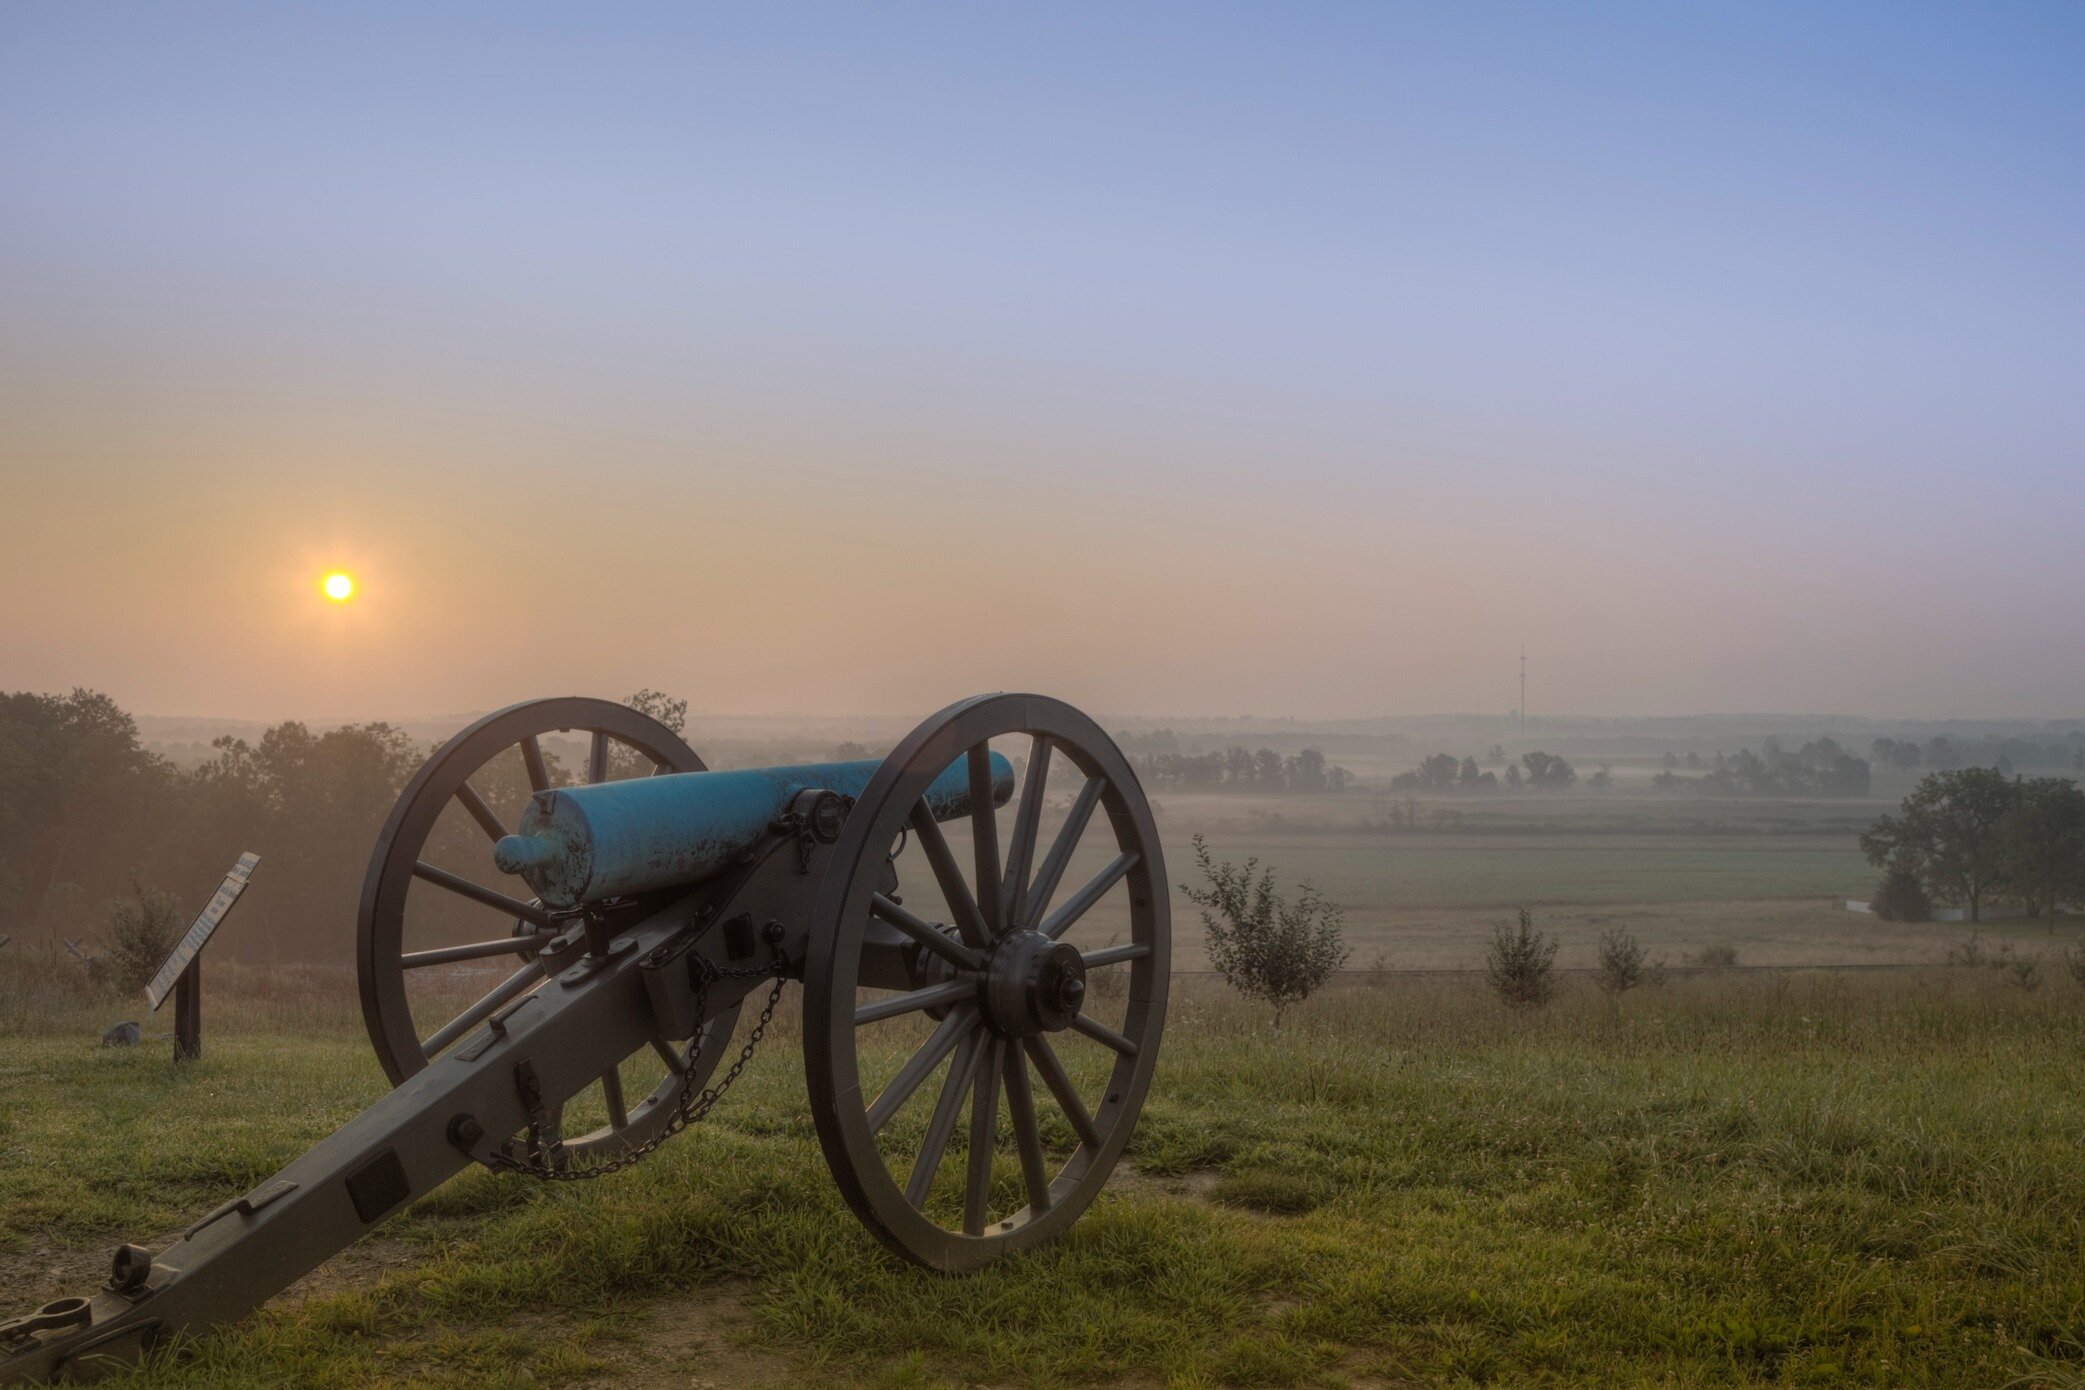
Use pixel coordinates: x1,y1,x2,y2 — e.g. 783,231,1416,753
803,693,1170,1270
356,696,743,1160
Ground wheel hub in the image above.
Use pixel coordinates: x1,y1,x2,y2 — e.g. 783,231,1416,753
983,930,1086,1037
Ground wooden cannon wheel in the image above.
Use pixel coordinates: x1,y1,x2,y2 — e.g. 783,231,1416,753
357,697,742,1163
804,693,1170,1270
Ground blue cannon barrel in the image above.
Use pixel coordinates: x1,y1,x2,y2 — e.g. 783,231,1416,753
492,752,1013,910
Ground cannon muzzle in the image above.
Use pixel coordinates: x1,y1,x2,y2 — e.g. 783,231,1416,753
494,752,1013,909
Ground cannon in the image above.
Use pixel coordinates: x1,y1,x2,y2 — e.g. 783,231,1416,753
0,693,1168,1382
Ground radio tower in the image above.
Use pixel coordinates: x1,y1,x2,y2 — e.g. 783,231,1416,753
1518,647,1526,744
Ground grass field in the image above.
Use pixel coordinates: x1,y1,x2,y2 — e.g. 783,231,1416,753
1030,785,2069,970
4,962,2084,1389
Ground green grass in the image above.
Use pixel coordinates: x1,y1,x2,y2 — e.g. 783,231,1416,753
4,965,2084,1388
1177,832,1873,910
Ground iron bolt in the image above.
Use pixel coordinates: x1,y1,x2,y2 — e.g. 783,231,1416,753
448,1114,486,1150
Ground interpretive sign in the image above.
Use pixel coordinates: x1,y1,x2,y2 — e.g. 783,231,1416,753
146,852,259,1059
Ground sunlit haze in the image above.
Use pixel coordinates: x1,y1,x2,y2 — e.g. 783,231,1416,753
4,4,2081,721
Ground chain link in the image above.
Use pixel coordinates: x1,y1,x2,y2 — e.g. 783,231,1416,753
482,949,787,1183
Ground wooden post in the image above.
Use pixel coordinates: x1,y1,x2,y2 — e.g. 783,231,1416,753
173,958,202,1062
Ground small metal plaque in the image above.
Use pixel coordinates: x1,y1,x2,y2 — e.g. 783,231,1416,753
146,852,259,1011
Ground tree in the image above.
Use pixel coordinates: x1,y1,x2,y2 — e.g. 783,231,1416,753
1485,907,1557,1007
1459,756,1482,786
0,688,174,946
1869,863,1931,921
1505,764,1523,790
625,688,688,735
1999,777,2085,924
1180,834,1347,1027
1860,768,2017,922
1389,752,1462,792
1595,926,1647,993
88,875,183,997
1521,751,1576,788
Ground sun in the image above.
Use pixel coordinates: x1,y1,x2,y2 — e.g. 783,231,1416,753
322,572,355,602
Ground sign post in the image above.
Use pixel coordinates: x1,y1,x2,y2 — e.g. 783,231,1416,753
147,852,260,1062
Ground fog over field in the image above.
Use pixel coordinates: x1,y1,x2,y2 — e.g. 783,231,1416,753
43,701,2060,978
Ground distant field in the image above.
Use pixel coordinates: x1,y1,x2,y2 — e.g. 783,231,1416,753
984,782,2045,971
1178,831,1867,909
3,966,2082,1388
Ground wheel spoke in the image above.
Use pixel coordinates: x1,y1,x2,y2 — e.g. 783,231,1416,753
454,780,508,843
587,730,610,784
601,1067,628,1129
908,803,989,947
1001,736,1052,930
1040,852,1138,941
422,958,546,1056
1025,777,1103,927
1003,1043,1052,1213
1024,1035,1101,1148
520,735,550,792
907,1031,986,1207
401,934,553,969
1081,942,1152,969
872,894,985,971
413,860,556,928
964,1036,1004,1236
967,744,1003,937
867,1004,978,1132
1069,1013,1139,1057
650,1034,689,1074
855,978,976,1026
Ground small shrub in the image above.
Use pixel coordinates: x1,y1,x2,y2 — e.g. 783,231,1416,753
1945,932,1988,967
2007,955,2042,991
1870,864,1931,922
1595,926,1647,994
1486,907,1557,1008
87,877,183,999
1181,834,1348,1028
1690,943,1739,970
2064,944,2085,987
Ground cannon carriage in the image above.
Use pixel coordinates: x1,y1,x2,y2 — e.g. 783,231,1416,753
1,692,1168,1382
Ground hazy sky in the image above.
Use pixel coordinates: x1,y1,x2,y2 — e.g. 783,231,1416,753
4,3,2081,721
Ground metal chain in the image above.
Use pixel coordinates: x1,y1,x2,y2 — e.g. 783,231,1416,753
483,950,787,1183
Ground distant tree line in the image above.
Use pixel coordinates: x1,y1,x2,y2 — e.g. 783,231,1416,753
1868,735,2084,777
1653,737,1870,797
1862,767,2085,923
1,688,434,964
1131,745,1354,793
1387,750,1577,791
2,687,801,967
